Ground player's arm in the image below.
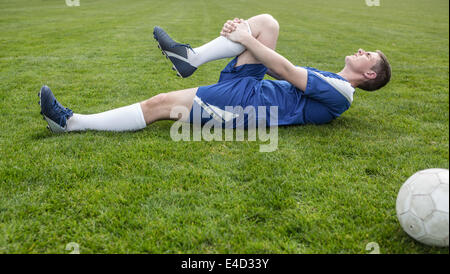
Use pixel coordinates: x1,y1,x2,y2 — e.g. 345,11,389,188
266,69,284,80
224,22,308,91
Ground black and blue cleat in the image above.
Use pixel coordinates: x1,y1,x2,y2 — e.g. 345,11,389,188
153,26,197,78
38,85,73,133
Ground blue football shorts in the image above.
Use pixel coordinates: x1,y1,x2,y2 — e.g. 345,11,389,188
188,57,272,129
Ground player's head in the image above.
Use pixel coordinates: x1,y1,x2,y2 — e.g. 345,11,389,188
345,49,391,91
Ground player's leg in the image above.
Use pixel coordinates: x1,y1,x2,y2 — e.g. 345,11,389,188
139,87,197,124
153,25,249,78
153,14,279,77
235,14,279,66
38,85,197,132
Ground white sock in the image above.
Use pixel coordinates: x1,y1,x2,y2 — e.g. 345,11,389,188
187,21,252,68
66,103,147,132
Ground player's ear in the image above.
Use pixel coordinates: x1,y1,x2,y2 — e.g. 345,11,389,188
364,70,377,80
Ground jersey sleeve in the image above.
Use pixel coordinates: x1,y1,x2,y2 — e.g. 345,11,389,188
303,69,352,116
303,99,335,125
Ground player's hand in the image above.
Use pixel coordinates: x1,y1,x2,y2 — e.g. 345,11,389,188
220,18,243,37
222,20,250,43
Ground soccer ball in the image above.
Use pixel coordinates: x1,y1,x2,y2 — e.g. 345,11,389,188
396,168,449,247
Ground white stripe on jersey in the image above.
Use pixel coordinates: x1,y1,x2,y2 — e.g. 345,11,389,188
312,71,355,103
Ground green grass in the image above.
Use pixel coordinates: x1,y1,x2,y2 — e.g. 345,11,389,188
0,0,448,254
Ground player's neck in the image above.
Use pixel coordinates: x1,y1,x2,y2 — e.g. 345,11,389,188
337,68,360,88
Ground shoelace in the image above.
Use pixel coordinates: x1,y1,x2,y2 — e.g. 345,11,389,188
171,43,196,54
52,99,73,126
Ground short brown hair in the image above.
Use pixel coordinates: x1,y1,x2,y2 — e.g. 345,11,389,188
358,50,391,91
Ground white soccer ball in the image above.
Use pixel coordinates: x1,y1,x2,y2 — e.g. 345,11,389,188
396,168,449,247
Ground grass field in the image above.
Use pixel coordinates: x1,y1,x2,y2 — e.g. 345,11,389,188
0,0,448,254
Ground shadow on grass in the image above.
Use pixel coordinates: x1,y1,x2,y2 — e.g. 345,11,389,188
29,130,54,140
28,122,172,142
277,115,384,137
28,115,382,142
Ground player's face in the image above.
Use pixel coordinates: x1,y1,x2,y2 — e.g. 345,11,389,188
345,48,380,75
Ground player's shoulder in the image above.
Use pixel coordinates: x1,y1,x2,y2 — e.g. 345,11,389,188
303,67,355,104
303,67,346,81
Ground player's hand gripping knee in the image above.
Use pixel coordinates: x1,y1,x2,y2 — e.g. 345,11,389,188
220,18,243,37
222,19,249,43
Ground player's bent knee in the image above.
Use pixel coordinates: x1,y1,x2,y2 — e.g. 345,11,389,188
259,14,279,32
267,16,280,33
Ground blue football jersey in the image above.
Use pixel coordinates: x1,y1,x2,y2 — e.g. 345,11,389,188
190,57,355,128
257,67,355,125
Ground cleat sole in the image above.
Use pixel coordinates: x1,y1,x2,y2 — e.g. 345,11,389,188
154,37,186,79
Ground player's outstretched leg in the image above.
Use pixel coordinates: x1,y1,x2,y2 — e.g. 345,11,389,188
39,85,146,133
38,85,197,133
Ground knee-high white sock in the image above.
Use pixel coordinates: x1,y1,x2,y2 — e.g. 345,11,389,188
66,103,147,132
187,21,252,68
